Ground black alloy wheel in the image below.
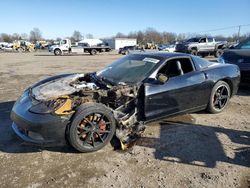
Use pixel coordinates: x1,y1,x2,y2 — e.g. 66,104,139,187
68,104,116,152
213,85,230,110
207,81,231,113
77,113,111,147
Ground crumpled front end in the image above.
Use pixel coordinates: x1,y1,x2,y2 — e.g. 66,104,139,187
11,73,144,149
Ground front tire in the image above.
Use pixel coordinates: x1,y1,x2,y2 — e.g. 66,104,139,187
207,81,231,114
215,49,223,57
54,49,62,56
190,49,198,56
68,103,116,152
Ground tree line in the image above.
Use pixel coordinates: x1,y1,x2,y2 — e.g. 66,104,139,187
1,27,249,44
114,27,250,44
0,28,93,43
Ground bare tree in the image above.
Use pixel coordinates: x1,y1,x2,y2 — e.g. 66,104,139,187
144,27,162,44
30,28,42,42
0,33,12,42
127,32,137,38
136,31,144,45
21,33,28,40
161,32,176,44
176,33,186,41
72,30,82,42
12,33,21,41
115,32,127,38
85,33,94,39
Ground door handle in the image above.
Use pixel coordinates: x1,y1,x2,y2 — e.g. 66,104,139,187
204,72,208,79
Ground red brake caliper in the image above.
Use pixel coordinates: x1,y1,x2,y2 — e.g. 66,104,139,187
99,119,106,133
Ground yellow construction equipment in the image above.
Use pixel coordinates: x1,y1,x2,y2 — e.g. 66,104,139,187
145,42,157,49
12,40,35,52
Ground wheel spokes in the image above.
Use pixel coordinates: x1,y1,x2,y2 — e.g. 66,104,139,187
91,134,95,147
221,95,229,100
97,114,104,123
218,100,222,108
213,85,229,110
83,117,94,126
96,132,105,143
96,127,111,133
220,86,225,94
77,113,112,148
83,132,92,144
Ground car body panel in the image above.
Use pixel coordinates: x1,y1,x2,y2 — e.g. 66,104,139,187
11,52,241,147
144,71,208,120
11,90,70,145
220,38,250,82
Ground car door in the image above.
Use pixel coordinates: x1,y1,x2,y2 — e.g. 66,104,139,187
60,40,69,51
235,39,250,64
198,38,207,52
144,57,207,121
225,39,250,74
207,37,216,52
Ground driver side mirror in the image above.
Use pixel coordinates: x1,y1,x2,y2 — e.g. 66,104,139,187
156,73,169,84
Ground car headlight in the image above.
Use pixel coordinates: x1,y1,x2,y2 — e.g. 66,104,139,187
29,97,73,115
218,56,225,64
29,102,53,114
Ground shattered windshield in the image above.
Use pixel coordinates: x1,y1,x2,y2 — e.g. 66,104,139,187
97,54,162,84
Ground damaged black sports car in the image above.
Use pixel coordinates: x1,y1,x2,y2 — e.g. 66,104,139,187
11,53,240,152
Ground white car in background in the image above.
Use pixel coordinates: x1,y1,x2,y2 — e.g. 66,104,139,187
0,42,13,51
158,44,176,52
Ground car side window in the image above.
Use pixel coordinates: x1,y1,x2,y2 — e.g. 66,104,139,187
239,40,250,49
207,38,213,42
199,38,206,43
158,58,194,78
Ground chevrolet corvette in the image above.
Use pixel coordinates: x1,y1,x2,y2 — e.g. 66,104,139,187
11,52,240,152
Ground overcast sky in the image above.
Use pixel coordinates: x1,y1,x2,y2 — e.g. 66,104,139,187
1,0,250,39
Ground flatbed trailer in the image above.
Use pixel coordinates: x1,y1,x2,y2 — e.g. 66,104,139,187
50,39,111,55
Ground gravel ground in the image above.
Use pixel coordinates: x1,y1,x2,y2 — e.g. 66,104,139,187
0,52,249,188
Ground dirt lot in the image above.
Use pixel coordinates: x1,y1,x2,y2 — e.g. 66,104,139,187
0,52,249,188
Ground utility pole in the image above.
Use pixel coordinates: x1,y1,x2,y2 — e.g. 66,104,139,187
237,25,241,42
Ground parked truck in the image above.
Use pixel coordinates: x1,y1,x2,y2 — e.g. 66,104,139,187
49,39,111,55
175,37,227,57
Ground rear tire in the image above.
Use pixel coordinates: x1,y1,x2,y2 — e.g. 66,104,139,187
67,103,116,152
90,49,97,55
207,81,231,114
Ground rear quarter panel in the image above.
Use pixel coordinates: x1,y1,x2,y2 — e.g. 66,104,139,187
204,63,240,96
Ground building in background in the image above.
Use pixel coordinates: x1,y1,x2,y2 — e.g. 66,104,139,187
103,38,137,50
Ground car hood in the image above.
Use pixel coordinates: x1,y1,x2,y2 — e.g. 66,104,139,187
31,73,98,101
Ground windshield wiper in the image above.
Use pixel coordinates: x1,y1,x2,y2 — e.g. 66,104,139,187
99,76,115,86
91,73,115,87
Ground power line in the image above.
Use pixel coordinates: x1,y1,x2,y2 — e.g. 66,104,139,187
197,24,250,33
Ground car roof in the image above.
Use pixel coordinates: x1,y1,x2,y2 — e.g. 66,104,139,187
131,52,190,59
